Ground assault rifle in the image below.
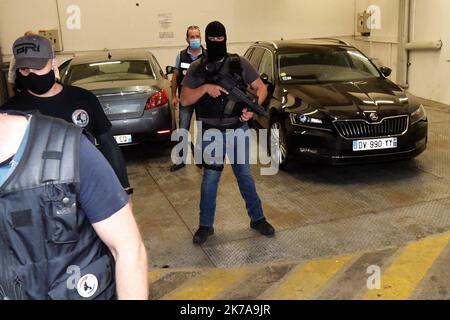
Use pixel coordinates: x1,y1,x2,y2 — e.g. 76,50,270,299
204,66,269,118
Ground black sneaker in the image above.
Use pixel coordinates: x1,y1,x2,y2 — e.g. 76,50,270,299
193,226,214,245
170,163,186,172
250,218,275,237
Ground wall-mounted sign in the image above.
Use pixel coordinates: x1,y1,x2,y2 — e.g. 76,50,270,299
158,13,174,42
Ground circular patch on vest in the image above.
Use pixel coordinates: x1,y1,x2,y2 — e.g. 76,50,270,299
77,274,98,298
72,109,90,128
183,70,187,76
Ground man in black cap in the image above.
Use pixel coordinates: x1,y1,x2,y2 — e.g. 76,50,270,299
6,31,59,98
180,21,275,244
1,35,132,196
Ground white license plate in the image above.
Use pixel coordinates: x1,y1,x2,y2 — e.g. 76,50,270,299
114,135,132,145
352,137,397,151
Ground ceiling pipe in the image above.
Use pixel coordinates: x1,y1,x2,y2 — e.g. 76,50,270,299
405,40,443,51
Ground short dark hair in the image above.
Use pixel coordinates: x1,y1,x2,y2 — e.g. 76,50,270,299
186,25,200,39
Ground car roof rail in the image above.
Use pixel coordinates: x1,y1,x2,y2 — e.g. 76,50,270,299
254,41,279,49
311,38,350,46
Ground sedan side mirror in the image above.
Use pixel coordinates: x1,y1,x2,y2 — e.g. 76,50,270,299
260,73,270,84
380,66,392,78
166,66,175,75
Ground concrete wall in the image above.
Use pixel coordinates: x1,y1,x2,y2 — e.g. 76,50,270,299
408,0,450,105
351,0,450,105
349,0,400,82
0,0,355,69
2,0,447,105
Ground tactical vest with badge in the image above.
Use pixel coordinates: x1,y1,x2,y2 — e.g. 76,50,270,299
177,47,205,95
0,113,116,300
196,54,248,131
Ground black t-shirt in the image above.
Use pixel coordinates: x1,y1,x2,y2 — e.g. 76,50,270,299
182,55,260,89
1,85,111,137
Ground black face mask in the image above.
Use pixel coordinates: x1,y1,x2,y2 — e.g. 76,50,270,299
206,39,227,62
205,21,228,62
17,69,56,95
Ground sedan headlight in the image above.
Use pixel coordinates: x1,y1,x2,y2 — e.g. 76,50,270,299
410,104,427,125
290,113,323,126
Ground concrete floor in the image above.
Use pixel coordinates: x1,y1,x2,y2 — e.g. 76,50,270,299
124,98,450,299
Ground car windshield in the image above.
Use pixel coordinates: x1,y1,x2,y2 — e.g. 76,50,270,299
278,47,381,84
66,60,155,85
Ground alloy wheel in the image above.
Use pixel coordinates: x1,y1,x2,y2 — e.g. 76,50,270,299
270,121,288,166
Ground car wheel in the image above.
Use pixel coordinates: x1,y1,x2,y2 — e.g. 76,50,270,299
269,118,289,169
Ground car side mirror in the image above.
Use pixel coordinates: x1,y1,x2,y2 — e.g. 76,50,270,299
380,66,392,77
166,66,175,75
260,73,270,84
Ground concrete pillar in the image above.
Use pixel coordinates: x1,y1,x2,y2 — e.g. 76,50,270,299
397,0,410,88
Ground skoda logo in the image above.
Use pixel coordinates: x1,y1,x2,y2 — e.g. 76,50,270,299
369,112,379,122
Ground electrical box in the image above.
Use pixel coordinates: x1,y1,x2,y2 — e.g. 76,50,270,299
357,11,372,37
38,29,61,52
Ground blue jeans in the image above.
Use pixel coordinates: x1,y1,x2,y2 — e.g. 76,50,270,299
199,123,265,227
178,105,198,164
179,105,195,131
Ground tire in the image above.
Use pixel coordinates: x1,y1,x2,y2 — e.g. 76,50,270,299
268,117,289,170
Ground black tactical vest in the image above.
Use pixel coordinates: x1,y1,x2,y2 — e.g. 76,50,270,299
177,47,205,94
0,113,116,300
196,54,247,131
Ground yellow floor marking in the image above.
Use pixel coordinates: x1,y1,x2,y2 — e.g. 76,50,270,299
148,269,170,283
162,268,253,300
261,255,354,300
363,233,450,300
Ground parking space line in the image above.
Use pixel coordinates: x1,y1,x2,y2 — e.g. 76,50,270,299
149,269,171,283
259,255,355,300
160,268,253,300
362,233,450,300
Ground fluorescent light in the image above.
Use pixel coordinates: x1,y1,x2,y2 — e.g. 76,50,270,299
89,61,122,67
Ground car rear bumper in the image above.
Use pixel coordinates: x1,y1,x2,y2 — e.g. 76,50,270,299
286,119,428,165
109,105,174,145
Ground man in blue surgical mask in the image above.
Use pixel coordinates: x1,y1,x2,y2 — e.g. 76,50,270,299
170,26,206,172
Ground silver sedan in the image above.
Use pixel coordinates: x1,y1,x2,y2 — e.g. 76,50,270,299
60,50,175,146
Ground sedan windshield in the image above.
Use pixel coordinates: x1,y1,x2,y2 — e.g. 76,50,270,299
278,47,381,84
66,60,155,85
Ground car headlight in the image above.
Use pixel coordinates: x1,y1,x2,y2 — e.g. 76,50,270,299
290,113,323,126
410,104,427,125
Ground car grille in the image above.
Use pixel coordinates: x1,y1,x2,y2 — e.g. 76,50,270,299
333,116,409,139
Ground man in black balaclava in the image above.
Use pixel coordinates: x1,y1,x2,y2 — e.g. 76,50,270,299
180,21,276,245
